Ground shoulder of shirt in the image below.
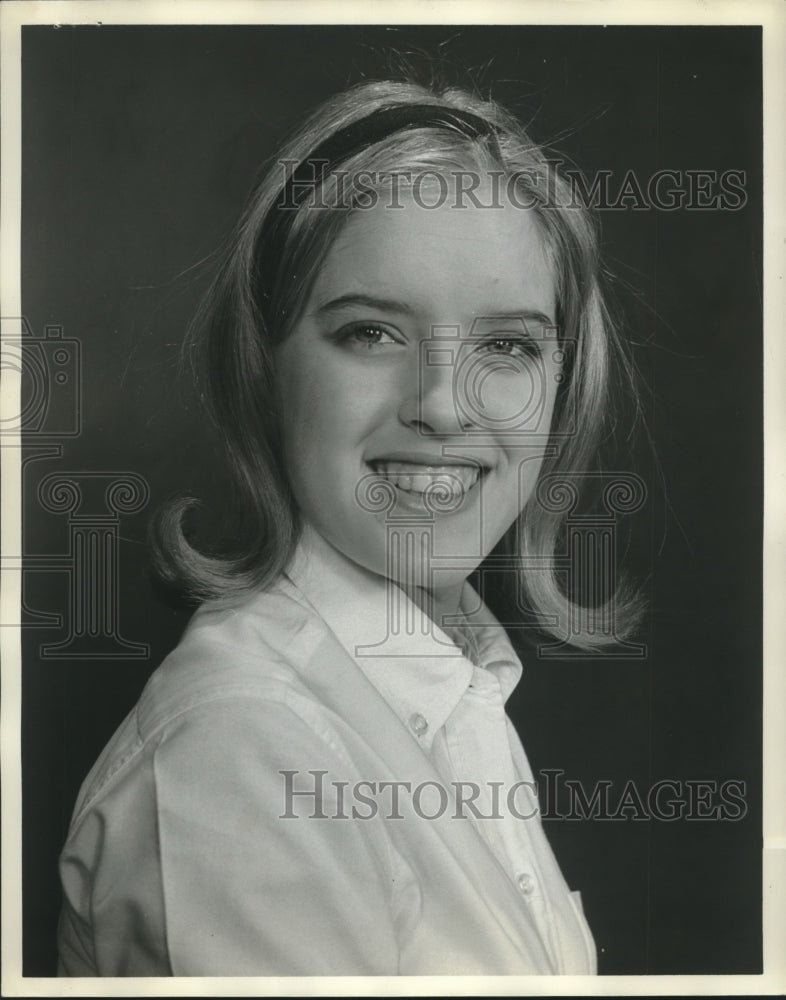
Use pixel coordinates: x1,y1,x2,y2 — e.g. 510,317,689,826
135,576,336,740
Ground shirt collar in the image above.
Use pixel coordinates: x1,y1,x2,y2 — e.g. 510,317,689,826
285,525,523,750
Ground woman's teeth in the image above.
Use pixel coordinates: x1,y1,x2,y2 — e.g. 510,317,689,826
371,461,482,497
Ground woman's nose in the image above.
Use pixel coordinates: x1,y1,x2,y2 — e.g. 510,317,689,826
398,351,470,436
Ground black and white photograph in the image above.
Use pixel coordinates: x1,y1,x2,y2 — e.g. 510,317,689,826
1,1,783,993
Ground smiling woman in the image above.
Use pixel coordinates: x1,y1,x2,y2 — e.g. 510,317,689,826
56,78,640,977
275,180,561,619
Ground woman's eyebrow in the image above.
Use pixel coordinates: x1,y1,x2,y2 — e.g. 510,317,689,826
314,293,417,317
313,295,555,328
476,309,556,329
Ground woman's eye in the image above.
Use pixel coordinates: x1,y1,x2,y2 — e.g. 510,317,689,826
337,323,401,349
477,336,539,359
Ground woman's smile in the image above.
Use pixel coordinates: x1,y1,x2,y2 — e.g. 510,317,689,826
367,454,490,506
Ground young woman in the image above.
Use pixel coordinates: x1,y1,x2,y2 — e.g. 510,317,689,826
57,78,640,977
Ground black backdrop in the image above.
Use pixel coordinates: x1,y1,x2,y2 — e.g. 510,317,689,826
20,24,762,977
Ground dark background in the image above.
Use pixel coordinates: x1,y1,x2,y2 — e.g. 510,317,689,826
20,25,762,976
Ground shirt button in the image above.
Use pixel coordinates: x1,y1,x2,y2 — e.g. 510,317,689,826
409,713,429,736
516,872,536,896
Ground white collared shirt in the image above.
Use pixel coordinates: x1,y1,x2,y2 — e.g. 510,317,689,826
58,527,596,977
286,527,596,974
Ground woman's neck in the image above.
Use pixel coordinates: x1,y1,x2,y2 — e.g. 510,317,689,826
403,581,464,632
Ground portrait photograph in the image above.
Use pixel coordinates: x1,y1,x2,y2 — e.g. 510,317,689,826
1,1,783,995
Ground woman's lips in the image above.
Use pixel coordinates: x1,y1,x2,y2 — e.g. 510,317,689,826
368,459,486,500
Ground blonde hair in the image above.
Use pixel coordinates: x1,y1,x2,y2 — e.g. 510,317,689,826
153,79,644,650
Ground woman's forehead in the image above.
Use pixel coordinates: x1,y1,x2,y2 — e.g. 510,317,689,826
306,192,556,322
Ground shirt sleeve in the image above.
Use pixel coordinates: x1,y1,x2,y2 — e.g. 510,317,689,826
75,693,405,976
163,693,412,975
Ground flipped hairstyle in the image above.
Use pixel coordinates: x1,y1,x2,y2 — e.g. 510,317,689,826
154,79,644,651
